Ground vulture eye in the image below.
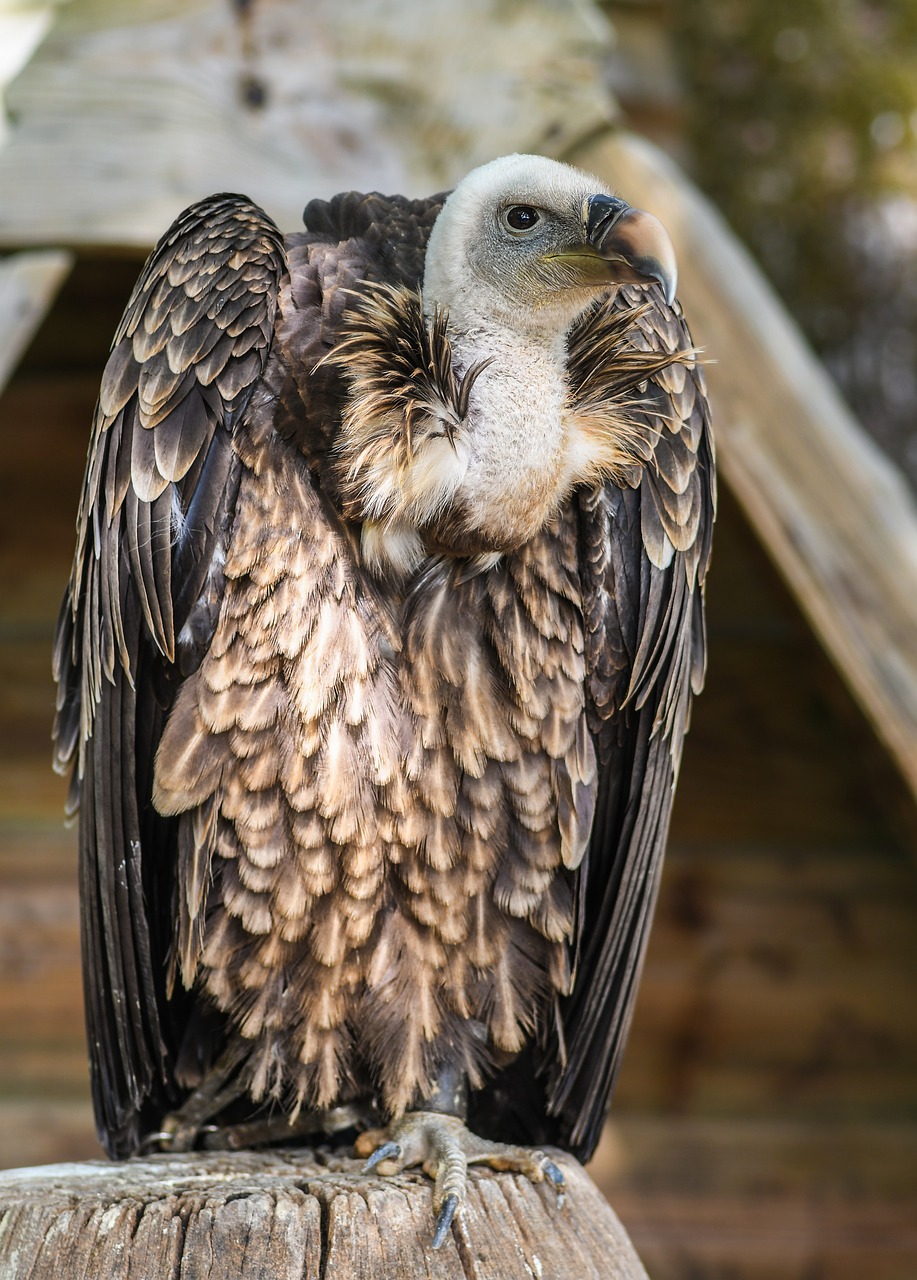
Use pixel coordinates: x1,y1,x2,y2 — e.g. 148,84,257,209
504,205,541,232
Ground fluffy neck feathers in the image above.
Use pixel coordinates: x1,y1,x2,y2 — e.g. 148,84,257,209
325,284,679,577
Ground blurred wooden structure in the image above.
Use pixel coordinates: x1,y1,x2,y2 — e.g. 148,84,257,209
0,2,916,1278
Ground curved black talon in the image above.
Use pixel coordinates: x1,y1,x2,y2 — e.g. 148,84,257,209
544,1160,565,1189
362,1140,402,1173
544,1159,566,1207
138,1130,172,1154
432,1192,459,1250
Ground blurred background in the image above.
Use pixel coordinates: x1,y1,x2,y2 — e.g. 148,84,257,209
1,1,916,1277
676,0,917,487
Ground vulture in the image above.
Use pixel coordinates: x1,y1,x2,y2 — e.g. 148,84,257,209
54,153,714,1244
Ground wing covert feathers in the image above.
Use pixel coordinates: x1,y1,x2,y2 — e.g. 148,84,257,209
53,194,286,1155
544,284,715,1160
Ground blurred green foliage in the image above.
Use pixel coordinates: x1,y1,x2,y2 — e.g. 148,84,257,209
671,0,917,484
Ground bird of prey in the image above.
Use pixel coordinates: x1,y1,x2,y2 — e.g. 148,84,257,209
54,153,713,1244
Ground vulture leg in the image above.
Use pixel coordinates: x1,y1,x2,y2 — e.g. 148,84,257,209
150,1047,249,1152
199,1101,372,1151
356,1111,565,1249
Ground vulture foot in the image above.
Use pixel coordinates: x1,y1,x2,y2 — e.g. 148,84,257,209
142,1047,307,1152
145,1056,247,1153
355,1111,565,1249
196,1101,370,1150
148,1092,370,1153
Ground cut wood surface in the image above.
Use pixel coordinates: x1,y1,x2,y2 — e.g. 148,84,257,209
568,131,917,800
0,1149,647,1280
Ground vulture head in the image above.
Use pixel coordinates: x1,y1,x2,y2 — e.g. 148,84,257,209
422,152,677,340
333,153,681,574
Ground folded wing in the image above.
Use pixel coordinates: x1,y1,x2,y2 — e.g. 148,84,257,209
52,195,287,1155
548,284,715,1159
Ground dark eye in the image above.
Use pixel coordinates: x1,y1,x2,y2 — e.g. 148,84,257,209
504,205,541,232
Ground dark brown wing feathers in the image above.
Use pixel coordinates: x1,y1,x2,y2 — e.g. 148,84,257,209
542,285,714,1158
53,194,287,1154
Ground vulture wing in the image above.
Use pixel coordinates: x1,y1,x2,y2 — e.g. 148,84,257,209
548,285,715,1159
53,195,287,1156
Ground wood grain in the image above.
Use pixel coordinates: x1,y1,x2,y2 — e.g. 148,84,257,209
0,0,613,247
597,1115,917,1280
0,1149,648,1280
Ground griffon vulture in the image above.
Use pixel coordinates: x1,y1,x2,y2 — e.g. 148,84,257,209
54,153,714,1244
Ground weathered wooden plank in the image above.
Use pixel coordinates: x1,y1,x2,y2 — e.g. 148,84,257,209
0,0,614,247
0,640,72,818
0,1102,98,1169
0,1150,649,1279
0,252,72,394
620,1193,917,1280
567,131,917,799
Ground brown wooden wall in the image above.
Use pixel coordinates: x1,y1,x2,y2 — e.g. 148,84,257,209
1,253,915,1278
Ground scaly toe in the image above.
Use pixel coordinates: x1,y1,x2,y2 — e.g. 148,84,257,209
356,1112,470,1248
356,1111,565,1249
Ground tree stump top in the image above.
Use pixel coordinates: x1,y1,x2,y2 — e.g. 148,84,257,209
0,1147,648,1279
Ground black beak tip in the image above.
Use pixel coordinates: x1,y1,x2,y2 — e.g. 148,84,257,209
649,259,677,307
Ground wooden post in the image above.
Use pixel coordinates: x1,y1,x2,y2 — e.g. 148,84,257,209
0,1149,649,1279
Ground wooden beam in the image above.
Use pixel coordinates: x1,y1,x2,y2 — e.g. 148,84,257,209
0,250,72,394
0,0,615,247
0,1149,649,1279
568,131,917,800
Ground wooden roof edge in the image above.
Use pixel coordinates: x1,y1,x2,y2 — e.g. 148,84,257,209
567,130,917,801
0,0,616,249
0,249,74,396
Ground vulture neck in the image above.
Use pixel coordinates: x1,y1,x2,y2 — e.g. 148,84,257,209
435,308,583,553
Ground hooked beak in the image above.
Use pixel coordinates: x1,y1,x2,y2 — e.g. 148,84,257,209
583,194,678,305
